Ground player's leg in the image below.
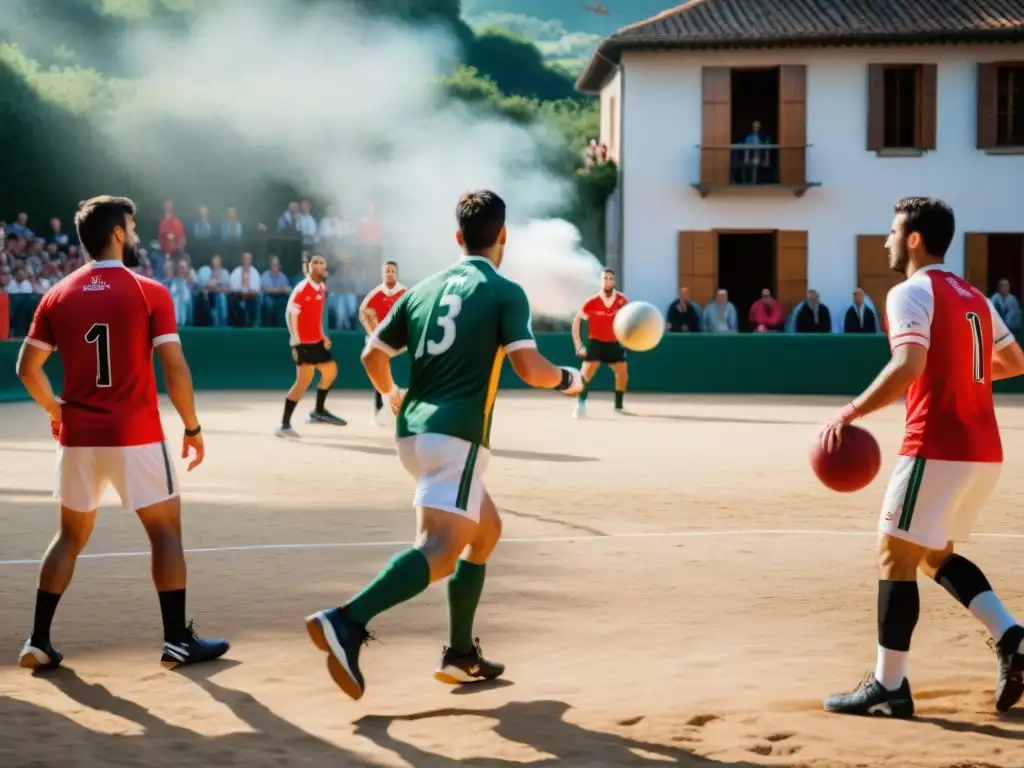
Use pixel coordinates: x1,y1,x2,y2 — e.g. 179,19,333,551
20,446,103,669
117,443,229,667
305,434,482,699
278,362,314,438
308,360,347,426
436,488,505,684
610,359,629,413
574,360,600,419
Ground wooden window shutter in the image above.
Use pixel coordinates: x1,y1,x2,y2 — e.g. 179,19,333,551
678,231,717,305
867,64,885,151
919,64,937,150
856,235,899,323
778,66,807,186
700,68,731,185
776,230,808,312
964,233,989,292
977,63,998,149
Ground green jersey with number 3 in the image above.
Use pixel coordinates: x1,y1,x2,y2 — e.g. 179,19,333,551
370,256,536,448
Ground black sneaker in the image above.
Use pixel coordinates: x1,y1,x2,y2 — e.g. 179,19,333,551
307,410,347,426
160,621,230,669
18,639,63,671
823,674,915,718
994,625,1024,712
433,638,505,685
305,608,370,700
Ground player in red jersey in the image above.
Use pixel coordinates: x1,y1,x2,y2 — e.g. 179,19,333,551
819,198,1024,718
277,253,346,438
14,195,229,670
570,268,629,418
358,260,406,426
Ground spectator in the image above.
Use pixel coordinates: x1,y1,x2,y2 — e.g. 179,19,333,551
9,212,33,238
6,265,33,293
702,289,738,333
991,278,1022,333
794,289,832,333
748,287,784,332
158,200,186,260
296,199,317,245
4,232,22,260
0,265,11,292
261,255,292,326
277,201,301,232
222,206,243,243
317,204,350,250
45,217,70,247
230,251,261,326
665,285,700,332
197,253,231,326
24,239,44,276
193,204,213,240
167,259,195,326
742,120,770,183
844,287,879,334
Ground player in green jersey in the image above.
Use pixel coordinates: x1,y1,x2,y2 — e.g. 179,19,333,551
305,190,583,700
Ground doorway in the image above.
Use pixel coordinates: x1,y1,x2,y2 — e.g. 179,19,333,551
987,234,1024,296
730,68,780,184
717,232,776,331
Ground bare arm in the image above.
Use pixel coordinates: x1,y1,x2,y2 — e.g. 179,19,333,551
358,293,376,334
156,342,200,431
507,347,569,390
16,343,61,420
361,346,397,395
850,343,927,418
571,312,585,351
993,341,1024,381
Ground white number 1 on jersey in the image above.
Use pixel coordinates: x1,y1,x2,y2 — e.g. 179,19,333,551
414,294,463,359
966,311,984,383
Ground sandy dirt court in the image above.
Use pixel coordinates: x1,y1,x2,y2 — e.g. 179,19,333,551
2,389,1024,767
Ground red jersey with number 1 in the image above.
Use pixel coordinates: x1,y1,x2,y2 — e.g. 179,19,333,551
26,260,178,447
886,265,1014,463
580,291,628,343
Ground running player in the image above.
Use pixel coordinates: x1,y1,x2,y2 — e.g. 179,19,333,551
820,197,1024,717
571,268,629,418
14,195,229,670
277,253,346,438
358,260,406,426
305,190,583,700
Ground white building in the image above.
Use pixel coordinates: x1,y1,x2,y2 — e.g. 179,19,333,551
577,0,1024,328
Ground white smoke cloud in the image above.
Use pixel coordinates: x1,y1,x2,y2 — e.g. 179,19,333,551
92,0,604,318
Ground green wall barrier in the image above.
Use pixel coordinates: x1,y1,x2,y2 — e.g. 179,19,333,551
4,330,1024,402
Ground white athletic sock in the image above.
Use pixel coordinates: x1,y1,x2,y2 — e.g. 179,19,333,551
968,591,1017,644
874,645,909,691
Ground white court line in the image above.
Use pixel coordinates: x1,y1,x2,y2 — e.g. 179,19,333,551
0,528,1022,567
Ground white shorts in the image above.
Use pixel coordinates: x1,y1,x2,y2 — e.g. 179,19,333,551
55,442,179,513
879,456,1001,550
396,433,490,521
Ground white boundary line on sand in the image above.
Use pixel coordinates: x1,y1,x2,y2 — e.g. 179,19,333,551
0,528,1022,567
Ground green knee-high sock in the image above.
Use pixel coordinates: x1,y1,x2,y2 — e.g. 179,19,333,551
447,560,486,653
345,548,431,626
578,378,591,403
614,390,624,409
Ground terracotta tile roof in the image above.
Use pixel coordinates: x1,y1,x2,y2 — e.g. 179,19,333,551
577,0,1024,92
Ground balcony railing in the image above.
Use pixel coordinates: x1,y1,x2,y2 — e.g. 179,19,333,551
692,143,821,198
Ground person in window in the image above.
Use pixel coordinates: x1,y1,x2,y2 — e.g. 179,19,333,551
991,278,1022,333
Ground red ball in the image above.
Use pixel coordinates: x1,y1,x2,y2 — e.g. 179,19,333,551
810,425,882,492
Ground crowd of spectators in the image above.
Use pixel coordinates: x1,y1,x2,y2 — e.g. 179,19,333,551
1,199,386,337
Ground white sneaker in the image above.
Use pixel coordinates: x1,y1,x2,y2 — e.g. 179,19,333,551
276,425,300,439
372,408,390,427
573,402,586,419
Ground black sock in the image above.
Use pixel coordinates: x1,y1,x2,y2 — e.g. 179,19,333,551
282,398,298,427
158,589,188,644
30,590,62,647
316,388,329,413
933,553,992,608
374,390,384,410
614,390,624,410
878,580,920,652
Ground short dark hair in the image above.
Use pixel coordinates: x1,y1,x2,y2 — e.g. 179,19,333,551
894,196,955,260
602,268,615,276
384,260,398,268
74,195,136,259
456,190,505,251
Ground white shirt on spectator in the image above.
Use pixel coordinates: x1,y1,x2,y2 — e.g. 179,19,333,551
5,279,33,294
317,215,351,242
230,265,262,293
295,213,317,240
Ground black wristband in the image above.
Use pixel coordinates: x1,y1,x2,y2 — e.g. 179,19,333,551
555,368,572,391
184,425,202,437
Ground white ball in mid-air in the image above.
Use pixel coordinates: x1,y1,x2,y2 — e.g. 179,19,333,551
613,301,664,352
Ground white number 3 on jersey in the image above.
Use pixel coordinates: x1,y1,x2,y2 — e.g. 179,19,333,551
416,294,463,358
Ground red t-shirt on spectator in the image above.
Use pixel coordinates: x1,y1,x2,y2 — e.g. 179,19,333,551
158,215,186,255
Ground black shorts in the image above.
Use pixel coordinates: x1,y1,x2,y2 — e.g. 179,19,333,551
585,339,626,364
292,341,333,366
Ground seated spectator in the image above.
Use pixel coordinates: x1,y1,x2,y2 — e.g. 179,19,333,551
230,251,262,327
748,287,784,332
296,199,317,247
45,217,70,248
9,212,33,238
844,287,879,334
167,260,196,326
193,205,213,241
222,206,244,243
991,278,1022,333
792,289,832,333
6,265,33,294
666,285,701,332
278,201,301,232
40,260,62,287
260,255,292,327
197,254,231,326
701,289,738,333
